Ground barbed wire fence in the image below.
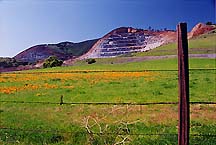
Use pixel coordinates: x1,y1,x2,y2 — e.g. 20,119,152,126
0,68,216,144
1,95,216,144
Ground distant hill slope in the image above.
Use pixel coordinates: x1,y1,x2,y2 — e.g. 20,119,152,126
80,23,215,59
14,39,98,63
12,22,216,64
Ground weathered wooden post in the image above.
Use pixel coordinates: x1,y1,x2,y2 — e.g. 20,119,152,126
177,23,190,145
60,95,64,105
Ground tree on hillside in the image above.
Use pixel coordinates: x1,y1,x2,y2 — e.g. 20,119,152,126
206,22,212,25
43,56,63,68
0,57,28,68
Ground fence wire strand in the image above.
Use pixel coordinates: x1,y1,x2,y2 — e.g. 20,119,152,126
1,127,216,138
0,100,216,105
0,68,215,75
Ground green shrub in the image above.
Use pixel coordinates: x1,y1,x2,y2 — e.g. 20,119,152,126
0,57,28,68
86,58,96,64
43,56,63,68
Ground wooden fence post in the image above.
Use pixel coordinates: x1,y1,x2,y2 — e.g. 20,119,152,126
177,23,190,145
60,95,64,105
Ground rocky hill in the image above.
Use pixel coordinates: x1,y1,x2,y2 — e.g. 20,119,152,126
14,39,98,63
80,23,215,59
80,28,176,59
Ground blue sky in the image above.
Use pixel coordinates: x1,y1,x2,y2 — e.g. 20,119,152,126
0,0,215,57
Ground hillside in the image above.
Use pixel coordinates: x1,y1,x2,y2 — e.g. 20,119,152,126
14,23,215,63
14,39,98,63
80,27,176,59
80,23,215,59
133,31,216,57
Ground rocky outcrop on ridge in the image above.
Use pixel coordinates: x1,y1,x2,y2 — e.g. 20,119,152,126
188,23,216,38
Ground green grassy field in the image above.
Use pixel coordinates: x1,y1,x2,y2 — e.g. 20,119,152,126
0,57,215,144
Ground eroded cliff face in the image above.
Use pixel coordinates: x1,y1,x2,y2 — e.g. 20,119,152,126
80,27,176,59
188,23,216,38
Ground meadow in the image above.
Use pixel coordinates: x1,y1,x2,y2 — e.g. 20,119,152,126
0,57,215,144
